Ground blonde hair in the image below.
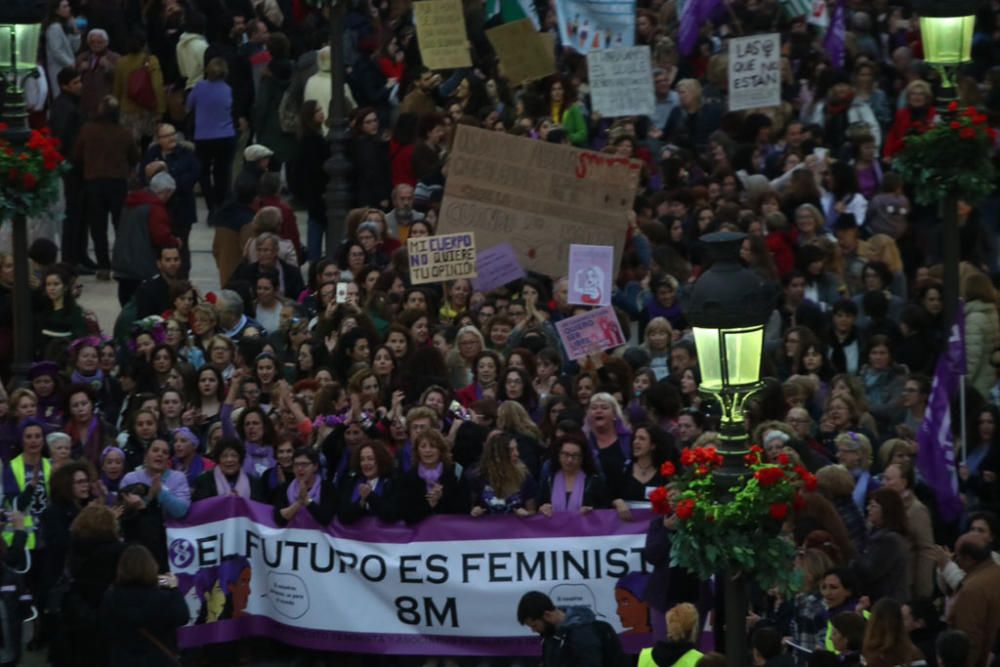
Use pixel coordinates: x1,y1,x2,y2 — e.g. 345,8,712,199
497,401,543,441
905,79,933,100
878,438,916,468
865,234,903,275
588,392,625,423
799,548,835,591
665,603,700,642
962,271,997,303
833,431,872,467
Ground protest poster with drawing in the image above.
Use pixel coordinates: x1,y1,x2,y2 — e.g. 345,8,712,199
567,244,613,307
555,306,627,360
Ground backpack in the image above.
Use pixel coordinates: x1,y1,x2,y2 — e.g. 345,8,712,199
594,620,626,667
278,86,300,134
127,57,158,110
111,203,157,281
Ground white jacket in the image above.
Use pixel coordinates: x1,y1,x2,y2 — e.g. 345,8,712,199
176,32,208,89
809,98,882,149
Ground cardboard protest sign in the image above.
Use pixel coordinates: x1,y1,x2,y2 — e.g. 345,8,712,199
555,0,636,54
414,0,472,70
407,232,478,285
587,47,654,118
486,20,556,85
728,33,781,111
555,306,627,360
472,243,525,292
567,244,613,306
438,125,640,277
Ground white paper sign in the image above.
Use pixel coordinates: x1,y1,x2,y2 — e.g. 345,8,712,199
586,47,655,118
567,244,614,306
728,33,781,112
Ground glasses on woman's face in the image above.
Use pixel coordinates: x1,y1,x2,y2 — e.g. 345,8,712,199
559,451,582,461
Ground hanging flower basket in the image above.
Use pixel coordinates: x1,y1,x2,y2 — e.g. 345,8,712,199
894,102,997,206
0,124,68,223
650,445,816,593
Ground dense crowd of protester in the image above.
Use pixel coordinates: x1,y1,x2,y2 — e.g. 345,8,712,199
2,0,1000,664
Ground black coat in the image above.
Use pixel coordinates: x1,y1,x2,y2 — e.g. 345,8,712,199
99,585,188,667
133,274,171,319
228,258,305,301
537,472,611,509
61,538,127,667
350,134,391,208
272,478,338,526
336,472,399,523
398,465,471,523
191,469,265,502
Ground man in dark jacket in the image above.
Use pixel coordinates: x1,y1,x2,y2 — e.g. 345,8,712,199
133,246,183,319
517,591,612,667
227,233,304,300
141,123,201,275
49,67,93,274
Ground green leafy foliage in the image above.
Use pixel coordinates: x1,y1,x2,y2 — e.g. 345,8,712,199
0,124,69,223
653,445,815,594
895,103,997,206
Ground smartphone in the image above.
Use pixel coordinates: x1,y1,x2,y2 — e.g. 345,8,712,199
336,282,349,304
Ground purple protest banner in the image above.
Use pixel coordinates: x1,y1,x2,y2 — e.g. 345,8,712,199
472,242,525,292
568,244,614,307
916,301,965,523
823,0,846,68
167,497,653,656
679,0,723,55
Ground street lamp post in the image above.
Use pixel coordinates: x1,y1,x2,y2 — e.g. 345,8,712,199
681,231,774,667
0,1,45,386
915,0,978,327
323,0,353,262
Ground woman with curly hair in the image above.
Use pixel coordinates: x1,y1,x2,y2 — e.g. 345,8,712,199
470,431,537,516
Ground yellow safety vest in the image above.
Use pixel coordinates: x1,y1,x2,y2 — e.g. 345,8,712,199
4,456,51,550
825,609,871,653
637,647,703,667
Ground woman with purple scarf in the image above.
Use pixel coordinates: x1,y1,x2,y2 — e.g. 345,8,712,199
399,430,470,523
192,438,263,501
119,439,191,571
538,434,611,516
273,448,337,526
337,440,399,523
221,371,278,478
171,427,214,488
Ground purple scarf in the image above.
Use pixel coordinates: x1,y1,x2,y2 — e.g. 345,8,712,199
286,475,322,505
213,465,252,498
551,471,584,512
243,442,276,477
71,369,105,395
174,454,205,487
417,463,443,492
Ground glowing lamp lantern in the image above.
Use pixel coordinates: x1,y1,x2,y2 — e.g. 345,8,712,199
0,0,45,143
681,231,774,483
915,0,978,93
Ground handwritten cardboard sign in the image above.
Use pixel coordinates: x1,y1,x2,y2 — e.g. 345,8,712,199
567,244,614,306
472,242,525,292
728,33,780,112
555,306,627,360
587,47,654,118
437,125,640,277
414,0,472,70
486,19,556,85
407,232,478,285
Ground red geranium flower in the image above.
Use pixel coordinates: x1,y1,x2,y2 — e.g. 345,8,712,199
680,448,695,466
777,453,790,465
675,499,696,520
951,121,962,129
649,486,671,514
695,465,709,476
793,493,806,510
754,467,784,487
961,127,976,140
769,502,789,520
803,473,818,492
948,101,959,112
660,461,676,478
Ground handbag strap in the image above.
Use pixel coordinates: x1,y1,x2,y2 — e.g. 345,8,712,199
139,627,180,665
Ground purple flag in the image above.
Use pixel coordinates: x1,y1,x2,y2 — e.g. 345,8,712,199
678,0,722,55
916,301,965,523
822,0,846,68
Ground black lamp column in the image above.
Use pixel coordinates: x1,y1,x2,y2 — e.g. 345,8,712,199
2,27,34,386
323,0,352,262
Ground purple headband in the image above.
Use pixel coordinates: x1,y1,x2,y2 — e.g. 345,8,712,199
615,571,649,599
69,335,108,356
17,417,47,443
100,446,125,463
173,427,200,448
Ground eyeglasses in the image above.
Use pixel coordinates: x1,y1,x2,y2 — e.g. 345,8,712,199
559,452,582,460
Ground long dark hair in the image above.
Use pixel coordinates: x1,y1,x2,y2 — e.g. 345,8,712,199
299,99,324,138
